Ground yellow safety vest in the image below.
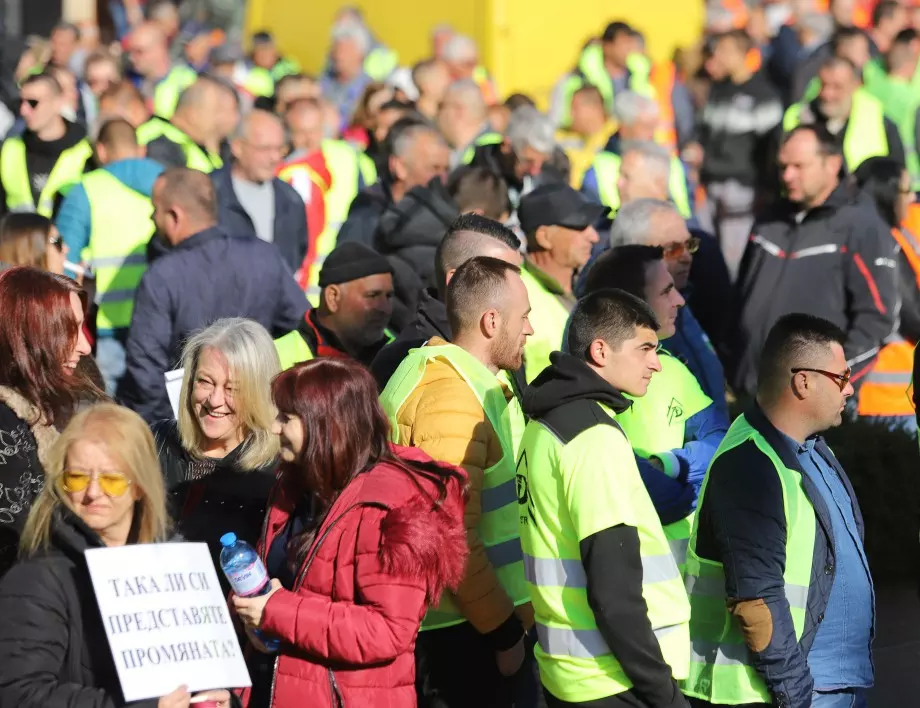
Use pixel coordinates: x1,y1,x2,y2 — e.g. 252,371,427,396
363,46,399,82
518,397,690,702
141,122,222,173
0,137,92,217
80,169,154,331
135,117,173,145
380,342,529,630
782,89,888,172
520,264,573,383
682,415,815,705
590,151,692,218
153,65,199,120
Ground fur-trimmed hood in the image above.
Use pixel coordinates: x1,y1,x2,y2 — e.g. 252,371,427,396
0,386,59,470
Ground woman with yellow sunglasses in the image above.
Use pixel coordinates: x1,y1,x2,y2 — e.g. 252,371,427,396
0,404,233,708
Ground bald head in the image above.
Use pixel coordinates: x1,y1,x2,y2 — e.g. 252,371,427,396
128,22,170,78
438,79,488,148
152,168,218,244
285,98,324,153
173,78,230,144
96,118,143,165
232,110,286,182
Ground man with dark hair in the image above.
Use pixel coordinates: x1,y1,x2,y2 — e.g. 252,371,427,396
370,212,522,388
784,52,905,171
518,182,604,380
555,83,617,188
0,73,92,218
870,0,907,54
380,255,536,708
584,245,728,571
876,27,920,191
55,117,164,394
448,165,511,221
731,124,898,396
118,167,307,422
684,313,873,708
49,22,83,75
517,288,692,708
274,242,394,368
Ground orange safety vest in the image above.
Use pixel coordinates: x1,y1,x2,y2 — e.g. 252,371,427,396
857,226,920,417
650,61,678,152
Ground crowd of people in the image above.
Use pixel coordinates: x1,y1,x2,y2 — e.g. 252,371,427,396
0,0,917,707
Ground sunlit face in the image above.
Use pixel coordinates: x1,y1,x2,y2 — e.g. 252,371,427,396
641,211,694,290
20,80,62,133
66,292,91,373
63,439,139,544
596,325,662,397
191,347,245,452
779,131,839,209
232,116,286,183
85,60,120,97
490,272,533,372
547,224,599,270
327,273,395,347
513,144,551,180
795,342,855,430
643,260,685,339
818,65,858,121
272,411,304,463
617,152,668,204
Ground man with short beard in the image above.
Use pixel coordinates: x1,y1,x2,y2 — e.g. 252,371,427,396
380,256,537,708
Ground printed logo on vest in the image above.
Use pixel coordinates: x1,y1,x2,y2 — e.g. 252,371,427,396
667,398,684,425
515,451,537,526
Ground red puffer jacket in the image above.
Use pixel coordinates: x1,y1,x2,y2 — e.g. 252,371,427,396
244,444,468,708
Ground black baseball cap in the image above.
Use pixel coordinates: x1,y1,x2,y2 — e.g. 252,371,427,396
518,183,609,236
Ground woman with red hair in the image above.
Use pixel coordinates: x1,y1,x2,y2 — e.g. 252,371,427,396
0,267,100,577
233,357,469,708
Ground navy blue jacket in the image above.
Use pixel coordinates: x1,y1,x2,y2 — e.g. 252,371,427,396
210,167,308,273
117,226,308,423
694,403,866,708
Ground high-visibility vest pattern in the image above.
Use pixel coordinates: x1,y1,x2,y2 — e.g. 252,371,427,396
380,342,530,630
590,151,692,219
138,121,223,173
153,65,199,120
520,265,573,383
682,415,816,705
80,169,154,331
0,137,92,217
517,398,690,702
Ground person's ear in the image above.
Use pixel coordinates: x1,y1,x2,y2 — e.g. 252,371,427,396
480,308,501,339
95,143,109,166
231,138,244,162
444,268,457,287
325,284,342,313
587,338,607,368
827,154,843,178
389,154,407,182
535,225,554,251
790,370,810,400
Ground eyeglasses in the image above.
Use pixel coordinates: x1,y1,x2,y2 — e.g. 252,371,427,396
60,470,133,497
49,232,63,252
791,367,852,392
662,236,700,260
20,98,39,109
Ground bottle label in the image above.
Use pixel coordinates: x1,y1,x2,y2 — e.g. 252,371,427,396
226,560,268,597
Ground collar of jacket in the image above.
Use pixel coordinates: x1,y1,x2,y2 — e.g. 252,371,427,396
0,385,59,470
174,225,229,251
524,258,572,297
302,309,389,362
780,179,852,221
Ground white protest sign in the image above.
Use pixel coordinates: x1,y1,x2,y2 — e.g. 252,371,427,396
84,542,251,702
165,368,185,420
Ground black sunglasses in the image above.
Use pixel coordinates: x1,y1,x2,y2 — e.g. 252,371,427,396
791,367,852,392
20,98,39,109
49,232,63,252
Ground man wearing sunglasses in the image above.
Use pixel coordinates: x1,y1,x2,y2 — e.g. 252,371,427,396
684,313,873,708
0,73,93,219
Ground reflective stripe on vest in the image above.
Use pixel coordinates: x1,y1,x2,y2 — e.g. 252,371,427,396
0,137,92,217
136,117,172,145
161,123,222,173
81,169,154,330
153,66,199,120
591,152,691,218
301,140,373,305
518,403,690,702
380,342,529,630
520,265,572,382
682,415,815,705
461,131,504,165
782,89,888,172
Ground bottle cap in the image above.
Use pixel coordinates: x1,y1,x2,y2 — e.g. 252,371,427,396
219,532,237,547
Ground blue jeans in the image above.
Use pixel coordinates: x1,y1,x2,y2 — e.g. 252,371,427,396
812,688,868,708
96,335,127,397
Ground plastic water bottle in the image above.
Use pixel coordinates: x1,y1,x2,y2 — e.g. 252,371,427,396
219,532,280,652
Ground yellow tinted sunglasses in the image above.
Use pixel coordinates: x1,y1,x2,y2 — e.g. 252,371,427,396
60,470,133,497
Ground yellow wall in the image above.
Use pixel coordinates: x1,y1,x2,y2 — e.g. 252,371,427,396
246,0,704,106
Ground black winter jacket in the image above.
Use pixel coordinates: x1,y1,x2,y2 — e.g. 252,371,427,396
374,179,459,332
0,507,160,708
730,182,898,395
152,420,277,597
694,403,867,708
336,181,393,249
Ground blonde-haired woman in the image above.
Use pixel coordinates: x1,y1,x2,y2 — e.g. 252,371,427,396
0,213,68,275
152,318,281,593
0,403,232,708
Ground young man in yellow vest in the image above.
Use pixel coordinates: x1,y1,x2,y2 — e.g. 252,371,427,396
0,72,93,219
380,256,536,708
55,118,163,395
517,288,690,708
583,245,729,573
126,22,197,120
685,313,873,708
518,183,604,381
